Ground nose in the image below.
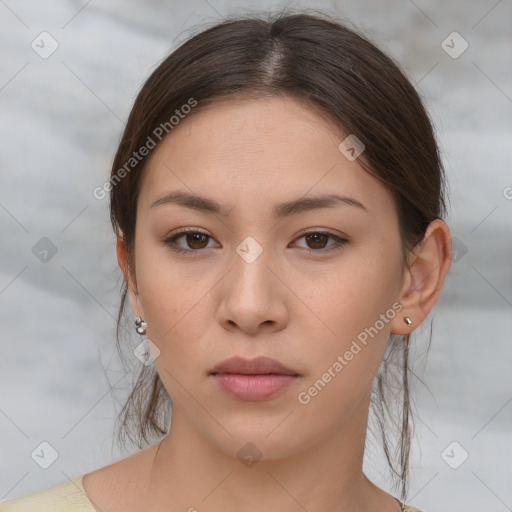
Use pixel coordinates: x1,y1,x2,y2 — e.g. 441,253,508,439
217,247,289,335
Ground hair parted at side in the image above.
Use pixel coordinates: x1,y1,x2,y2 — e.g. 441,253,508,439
108,8,448,502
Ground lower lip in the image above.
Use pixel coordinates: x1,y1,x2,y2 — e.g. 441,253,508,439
212,373,298,401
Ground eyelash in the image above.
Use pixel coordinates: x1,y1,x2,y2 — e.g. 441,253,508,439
163,228,348,257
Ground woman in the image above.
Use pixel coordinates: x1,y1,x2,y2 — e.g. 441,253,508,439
1,10,451,512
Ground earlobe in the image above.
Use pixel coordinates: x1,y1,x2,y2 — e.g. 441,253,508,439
391,219,452,334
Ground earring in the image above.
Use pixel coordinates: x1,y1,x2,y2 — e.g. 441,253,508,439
135,316,147,335
403,316,412,326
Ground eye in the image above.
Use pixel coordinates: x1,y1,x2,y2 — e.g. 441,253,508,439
163,228,218,255
293,231,348,254
163,229,348,256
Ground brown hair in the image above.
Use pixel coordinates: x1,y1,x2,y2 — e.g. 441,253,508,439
109,9,447,501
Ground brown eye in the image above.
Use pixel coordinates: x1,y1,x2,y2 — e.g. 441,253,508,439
304,232,329,250
164,230,217,255
184,233,210,250
294,231,348,253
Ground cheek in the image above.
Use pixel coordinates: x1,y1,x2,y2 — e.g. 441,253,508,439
138,277,211,404
296,249,402,378
140,279,209,356
306,253,399,332
294,276,399,424
133,245,213,370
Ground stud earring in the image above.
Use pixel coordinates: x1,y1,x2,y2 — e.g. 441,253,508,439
403,316,412,326
135,316,147,335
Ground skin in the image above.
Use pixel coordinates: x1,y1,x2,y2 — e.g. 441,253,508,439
82,94,451,512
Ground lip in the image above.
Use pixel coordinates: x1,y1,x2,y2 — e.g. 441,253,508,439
211,356,298,376
210,356,300,401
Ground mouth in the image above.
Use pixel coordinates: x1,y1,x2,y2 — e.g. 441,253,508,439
210,356,300,401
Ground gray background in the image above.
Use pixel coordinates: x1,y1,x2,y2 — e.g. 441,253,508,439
0,0,511,510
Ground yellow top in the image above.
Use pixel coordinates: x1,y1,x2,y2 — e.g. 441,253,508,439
0,473,423,511
0,474,95,511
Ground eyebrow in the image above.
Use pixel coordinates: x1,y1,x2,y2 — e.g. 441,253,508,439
150,191,368,218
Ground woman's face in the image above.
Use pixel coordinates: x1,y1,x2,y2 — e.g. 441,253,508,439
124,95,406,460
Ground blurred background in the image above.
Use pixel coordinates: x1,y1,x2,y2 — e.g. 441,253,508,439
0,1,511,510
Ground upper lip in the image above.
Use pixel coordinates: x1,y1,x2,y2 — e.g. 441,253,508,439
211,356,299,376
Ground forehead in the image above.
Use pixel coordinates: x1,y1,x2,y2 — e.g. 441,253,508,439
138,95,397,219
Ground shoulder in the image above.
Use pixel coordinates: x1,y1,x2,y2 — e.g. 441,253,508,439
403,506,424,512
0,474,95,511
0,442,160,512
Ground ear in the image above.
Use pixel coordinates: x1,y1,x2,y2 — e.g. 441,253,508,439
391,219,452,335
116,233,144,319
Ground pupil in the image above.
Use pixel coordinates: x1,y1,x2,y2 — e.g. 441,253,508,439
307,233,326,249
187,233,207,249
